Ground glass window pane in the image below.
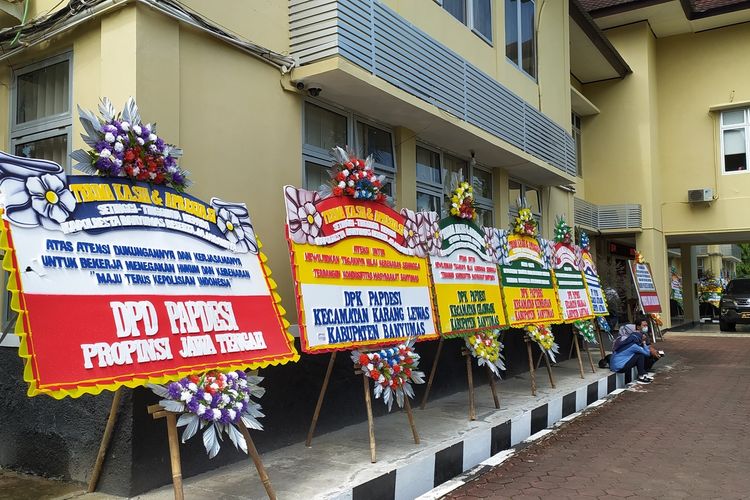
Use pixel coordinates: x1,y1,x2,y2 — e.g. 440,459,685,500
472,168,492,199
357,122,395,170
380,178,394,199
505,0,518,63
15,134,67,167
477,207,493,227
526,187,541,214
304,103,347,151
722,109,745,126
443,155,469,194
724,128,747,172
417,191,441,214
444,0,466,23
472,0,492,40
16,59,70,125
509,180,521,207
520,0,535,77
416,146,442,185
304,161,330,191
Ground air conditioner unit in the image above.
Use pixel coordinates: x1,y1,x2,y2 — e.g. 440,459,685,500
687,188,714,203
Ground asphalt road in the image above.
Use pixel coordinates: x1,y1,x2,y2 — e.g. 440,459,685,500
445,331,750,500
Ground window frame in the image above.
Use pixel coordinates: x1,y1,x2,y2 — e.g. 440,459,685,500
505,0,537,80
572,112,582,177
508,178,542,231
415,142,495,225
720,108,750,175
416,143,444,215
434,0,494,45
301,100,399,201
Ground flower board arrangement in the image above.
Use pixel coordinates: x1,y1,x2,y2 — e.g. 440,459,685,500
351,339,425,411
149,370,265,458
512,204,538,237
465,330,506,376
72,97,189,190
325,147,387,203
449,181,476,220
573,320,598,344
525,325,559,362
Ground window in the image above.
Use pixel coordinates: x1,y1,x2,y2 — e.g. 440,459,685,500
509,179,542,229
415,146,495,225
416,145,443,214
436,0,493,42
720,108,750,174
11,52,73,171
572,113,582,177
302,101,398,198
505,0,536,78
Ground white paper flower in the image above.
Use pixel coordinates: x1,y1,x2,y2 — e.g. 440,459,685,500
284,186,323,245
114,142,124,153
100,149,111,158
217,207,245,244
401,209,426,257
120,121,130,132
136,137,145,146
104,132,115,143
420,211,441,255
133,124,142,135
149,133,157,142
297,202,322,243
25,174,76,224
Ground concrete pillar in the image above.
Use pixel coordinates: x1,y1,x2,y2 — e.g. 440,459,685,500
706,244,723,280
393,126,416,211
680,244,699,323
493,168,509,229
635,229,670,328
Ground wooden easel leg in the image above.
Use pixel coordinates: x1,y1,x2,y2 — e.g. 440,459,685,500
487,365,500,409
526,341,537,396
466,354,476,421
306,351,337,447
568,335,576,358
572,334,585,379
363,374,377,463
542,351,556,388
585,342,597,373
165,413,184,500
403,396,420,444
420,337,443,410
536,350,544,369
595,322,606,359
239,421,277,500
87,388,123,493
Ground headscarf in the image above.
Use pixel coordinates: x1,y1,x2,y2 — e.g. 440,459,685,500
612,324,639,352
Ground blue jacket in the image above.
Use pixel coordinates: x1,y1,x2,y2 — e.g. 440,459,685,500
610,338,650,372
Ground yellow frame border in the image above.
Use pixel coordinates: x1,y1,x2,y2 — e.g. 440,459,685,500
1,214,299,399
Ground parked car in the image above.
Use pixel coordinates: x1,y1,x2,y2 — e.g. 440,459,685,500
719,278,750,331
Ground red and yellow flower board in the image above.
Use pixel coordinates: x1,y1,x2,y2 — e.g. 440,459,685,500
284,186,439,353
628,259,662,314
552,242,594,322
429,218,506,337
0,153,298,398
499,234,562,327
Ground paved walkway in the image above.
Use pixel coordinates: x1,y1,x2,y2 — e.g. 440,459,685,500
445,333,750,499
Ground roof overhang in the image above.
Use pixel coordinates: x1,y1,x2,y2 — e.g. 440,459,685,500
570,0,631,83
291,57,576,187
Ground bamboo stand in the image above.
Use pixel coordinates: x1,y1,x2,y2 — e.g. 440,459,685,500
421,340,501,419
465,351,476,421
147,404,276,500
594,320,606,359
306,351,337,447
584,339,597,373
87,388,123,493
420,337,444,410
542,350,556,388
571,332,585,379
525,338,537,396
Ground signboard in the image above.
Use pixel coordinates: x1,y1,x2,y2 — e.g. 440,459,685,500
552,242,594,321
284,186,439,353
0,154,298,397
429,218,506,337
580,249,608,316
628,259,662,313
498,233,562,327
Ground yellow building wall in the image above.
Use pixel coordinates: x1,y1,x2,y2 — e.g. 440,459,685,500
657,23,750,239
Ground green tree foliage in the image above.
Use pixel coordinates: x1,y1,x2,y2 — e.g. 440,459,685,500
736,244,750,277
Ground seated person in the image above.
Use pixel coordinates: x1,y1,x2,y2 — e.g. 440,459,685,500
609,316,662,384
